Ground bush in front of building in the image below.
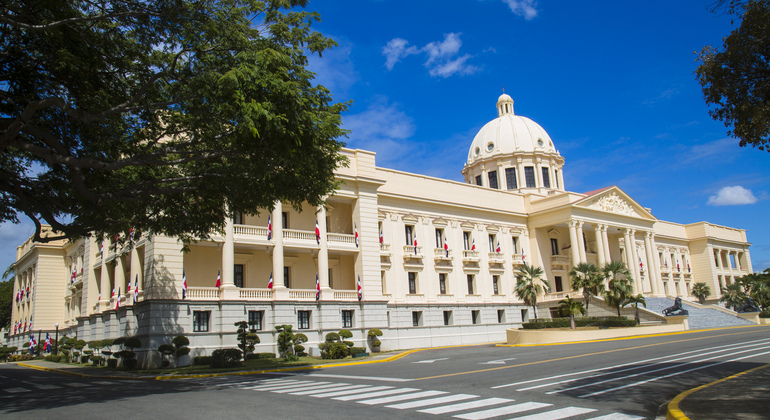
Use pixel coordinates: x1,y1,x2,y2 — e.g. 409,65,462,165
90,356,104,366
211,348,243,368
760,311,770,318
349,347,366,356
0,347,18,362
319,342,348,359
523,316,636,329
194,355,213,365
114,336,142,370
256,352,276,359
367,329,383,352
107,359,118,368
44,354,63,362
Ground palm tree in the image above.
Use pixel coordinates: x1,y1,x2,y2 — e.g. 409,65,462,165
720,283,747,311
602,261,633,316
569,262,604,316
558,296,585,329
690,282,711,305
514,263,550,320
622,294,646,325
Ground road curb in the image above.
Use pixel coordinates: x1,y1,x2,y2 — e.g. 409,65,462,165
666,363,770,420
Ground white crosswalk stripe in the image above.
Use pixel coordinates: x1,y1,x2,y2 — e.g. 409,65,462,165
229,378,643,419
509,406,596,420
453,402,552,419
357,390,447,405
3,387,30,393
386,393,479,409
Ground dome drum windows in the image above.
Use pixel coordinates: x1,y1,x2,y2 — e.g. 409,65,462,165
542,167,551,189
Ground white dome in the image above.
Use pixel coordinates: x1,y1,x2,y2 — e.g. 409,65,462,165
467,97,556,164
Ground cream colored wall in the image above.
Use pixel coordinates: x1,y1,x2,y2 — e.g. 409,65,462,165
284,252,317,289
233,250,272,288
184,245,222,288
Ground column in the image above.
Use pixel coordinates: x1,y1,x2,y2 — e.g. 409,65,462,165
558,169,566,192
601,226,611,263
577,221,587,263
535,158,543,189
219,210,238,298
517,158,525,189
715,248,723,272
644,232,659,295
114,253,126,307
568,219,581,265
271,202,285,290
99,251,110,310
623,229,636,286
129,246,142,303
629,230,642,294
317,204,330,296
594,224,606,267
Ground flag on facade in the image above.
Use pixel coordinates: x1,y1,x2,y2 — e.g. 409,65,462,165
134,275,139,302
354,224,359,248
639,258,644,271
688,263,691,272
357,275,362,301
115,288,121,309
45,333,52,353
98,290,101,301
100,240,104,258
181,269,187,299
315,220,321,244
29,334,36,352
71,269,76,284
25,285,29,298
379,228,384,244
111,287,115,300
315,273,320,301
664,259,668,267
267,272,273,289
522,252,526,263
127,278,132,295
471,238,476,251
215,269,221,288
496,241,501,253
677,263,681,271
129,227,134,244
444,237,449,257
267,215,272,240
413,234,418,255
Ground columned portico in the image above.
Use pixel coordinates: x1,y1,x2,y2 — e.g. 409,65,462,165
577,221,587,263
568,219,581,264
594,224,606,267
644,231,659,295
317,204,330,292
271,202,285,291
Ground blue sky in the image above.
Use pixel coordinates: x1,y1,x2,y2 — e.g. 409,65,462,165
1,0,768,277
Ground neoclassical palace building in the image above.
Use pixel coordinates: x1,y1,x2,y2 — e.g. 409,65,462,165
8,94,753,364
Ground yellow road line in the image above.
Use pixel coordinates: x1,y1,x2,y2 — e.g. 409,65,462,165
666,363,770,420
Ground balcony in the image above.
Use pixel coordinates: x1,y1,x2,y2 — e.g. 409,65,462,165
327,233,357,251
462,250,480,264
488,252,505,264
550,255,570,269
403,245,424,260
380,243,391,256
434,248,453,261
512,254,524,266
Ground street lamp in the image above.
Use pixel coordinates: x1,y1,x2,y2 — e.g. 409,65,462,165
54,323,59,355
37,328,42,357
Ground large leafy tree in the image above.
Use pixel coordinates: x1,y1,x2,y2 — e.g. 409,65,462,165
601,260,633,316
1,0,348,244
514,263,550,320
569,262,604,316
695,0,770,151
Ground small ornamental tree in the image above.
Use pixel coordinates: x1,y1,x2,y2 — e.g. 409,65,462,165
294,333,308,357
157,335,190,368
622,294,647,326
338,329,354,350
691,282,712,305
113,336,142,370
275,325,297,360
557,296,586,330
235,321,260,361
367,329,383,352
0,347,18,362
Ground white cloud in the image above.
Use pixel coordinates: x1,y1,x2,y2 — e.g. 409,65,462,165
382,33,480,78
502,0,539,20
707,185,759,206
683,138,739,164
343,97,417,166
306,39,358,99
382,38,420,70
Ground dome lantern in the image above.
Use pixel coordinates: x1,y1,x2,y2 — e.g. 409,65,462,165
497,93,514,117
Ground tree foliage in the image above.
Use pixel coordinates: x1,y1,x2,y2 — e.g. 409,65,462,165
569,263,605,316
0,279,12,329
691,282,712,305
736,268,770,310
696,0,770,151
514,263,550,319
235,320,260,360
557,296,585,329
0,0,348,243
622,294,646,326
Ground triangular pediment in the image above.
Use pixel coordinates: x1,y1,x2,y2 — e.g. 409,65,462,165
575,186,656,220
432,217,450,227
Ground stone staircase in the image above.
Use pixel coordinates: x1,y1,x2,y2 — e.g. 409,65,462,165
643,297,755,329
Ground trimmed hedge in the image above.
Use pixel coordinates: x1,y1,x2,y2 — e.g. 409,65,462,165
523,316,636,329
194,355,213,365
350,347,366,356
211,348,242,368
257,352,276,359
759,311,770,319
319,342,348,359
44,354,63,362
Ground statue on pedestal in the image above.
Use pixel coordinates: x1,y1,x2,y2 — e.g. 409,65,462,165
662,297,689,316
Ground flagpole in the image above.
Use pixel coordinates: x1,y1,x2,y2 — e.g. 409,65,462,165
37,328,42,357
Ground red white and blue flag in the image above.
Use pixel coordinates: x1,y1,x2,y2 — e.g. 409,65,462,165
29,334,36,352
315,220,321,244
267,272,273,289
379,228,384,244
115,288,121,309
677,262,681,271
71,269,76,284
45,333,52,352
496,241,501,253
100,240,104,258
315,273,320,301
640,258,644,270
522,252,526,263
688,263,691,272
182,270,187,299
215,269,221,288
267,215,272,240
25,285,29,298
134,275,139,302
111,287,115,300
471,238,476,251
354,224,359,248
129,227,134,244
444,237,449,257
357,275,362,301
413,234,418,255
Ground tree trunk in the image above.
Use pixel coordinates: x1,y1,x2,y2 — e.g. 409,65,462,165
634,306,640,325
698,296,705,305
569,315,575,329
532,303,538,320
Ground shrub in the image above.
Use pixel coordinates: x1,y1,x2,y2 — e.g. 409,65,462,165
245,353,260,360
324,332,340,342
161,360,170,368
211,349,243,368
294,344,306,357
350,347,366,356
91,356,104,366
107,359,118,368
371,340,381,347
81,356,90,364
194,355,213,365
319,342,348,359
367,328,383,337
342,341,354,348
44,354,62,362
522,316,636,329
257,352,276,359
760,311,770,318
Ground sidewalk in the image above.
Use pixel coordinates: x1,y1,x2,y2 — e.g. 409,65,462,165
668,363,770,420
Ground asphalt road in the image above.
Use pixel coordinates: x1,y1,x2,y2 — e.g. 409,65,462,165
2,325,769,420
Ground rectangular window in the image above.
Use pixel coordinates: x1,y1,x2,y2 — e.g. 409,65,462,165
412,311,422,327
488,170,499,189
283,266,290,289
524,167,536,188
439,273,447,294
555,276,563,293
521,308,529,323
488,234,495,252
234,264,244,288
435,228,443,248
298,310,310,329
463,232,471,250
512,236,518,254
505,168,517,190
542,167,551,188
497,309,505,323
328,268,333,289
443,310,452,326
342,310,353,328
467,274,475,295
475,175,482,186
405,225,414,246
408,272,417,294
193,311,210,332
234,212,244,225
493,275,499,295
248,310,263,331
282,212,288,229
472,310,481,325
550,238,559,256
555,169,560,189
